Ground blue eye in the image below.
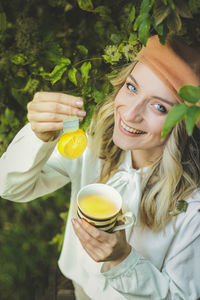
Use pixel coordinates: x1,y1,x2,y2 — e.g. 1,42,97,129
155,104,167,113
127,83,137,93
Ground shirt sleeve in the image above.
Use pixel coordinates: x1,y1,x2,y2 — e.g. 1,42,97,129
100,204,200,300
0,123,70,202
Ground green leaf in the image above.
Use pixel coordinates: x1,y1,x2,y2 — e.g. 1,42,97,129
110,34,122,44
175,0,193,18
156,23,169,44
138,15,151,45
59,211,68,221
81,103,95,132
167,10,182,33
11,54,28,65
176,200,188,212
133,13,149,31
11,88,27,107
133,15,141,31
93,5,111,18
129,6,135,23
93,89,105,104
50,64,69,85
161,103,188,138
153,5,171,26
80,62,91,84
185,106,200,135
153,19,164,36
129,32,138,42
168,0,175,10
77,0,93,11
0,12,7,32
189,0,200,13
23,78,39,94
5,108,15,123
49,233,64,252
44,41,63,64
76,45,88,56
42,58,71,85
178,85,200,103
140,0,152,14
68,67,78,86
170,199,188,216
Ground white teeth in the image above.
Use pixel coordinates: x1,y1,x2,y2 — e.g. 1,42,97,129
121,120,145,134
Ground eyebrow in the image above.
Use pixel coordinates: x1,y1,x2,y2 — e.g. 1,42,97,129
128,74,175,106
128,74,139,87
153,96,174,106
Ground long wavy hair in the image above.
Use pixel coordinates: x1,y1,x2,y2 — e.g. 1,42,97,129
88,47,200,231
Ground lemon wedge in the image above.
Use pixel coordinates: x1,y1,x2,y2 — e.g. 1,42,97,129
58,129,88,159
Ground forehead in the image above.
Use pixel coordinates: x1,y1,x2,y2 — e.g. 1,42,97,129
130,62,165,82
129,62,178,104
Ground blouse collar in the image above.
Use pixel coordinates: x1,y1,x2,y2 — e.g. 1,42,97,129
119,150,150,175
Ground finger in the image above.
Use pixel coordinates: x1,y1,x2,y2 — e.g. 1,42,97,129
72,219,99,245
28,101,86,117
81,220,128,260
30,121,64,133
83,240,107,262
33,92,83,107
81,218,127,246
72,219,110,262
28,111,85,123
72,219,105,252
28,112,65,123
80,218,114,243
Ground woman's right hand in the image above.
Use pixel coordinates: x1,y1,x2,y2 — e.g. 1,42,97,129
27,92,86,142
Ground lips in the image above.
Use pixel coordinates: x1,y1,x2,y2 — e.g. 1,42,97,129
120,119,146,134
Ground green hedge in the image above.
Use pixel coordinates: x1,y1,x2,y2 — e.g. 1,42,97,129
0,0,199,299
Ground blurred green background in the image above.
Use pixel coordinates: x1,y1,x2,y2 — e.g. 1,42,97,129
0,0,199,299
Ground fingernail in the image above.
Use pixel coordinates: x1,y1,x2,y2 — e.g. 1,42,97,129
78,110,86,117
76,100,83,107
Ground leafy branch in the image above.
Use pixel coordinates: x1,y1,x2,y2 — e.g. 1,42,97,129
162,85,200,138
0,1,199,297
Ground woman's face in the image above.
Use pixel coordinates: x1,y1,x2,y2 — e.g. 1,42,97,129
113,62,178,167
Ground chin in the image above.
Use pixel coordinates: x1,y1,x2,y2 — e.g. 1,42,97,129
112,134,130,150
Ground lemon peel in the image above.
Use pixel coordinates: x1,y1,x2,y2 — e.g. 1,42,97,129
58,129,88,159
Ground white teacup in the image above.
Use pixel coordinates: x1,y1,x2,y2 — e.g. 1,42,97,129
77,183,135,232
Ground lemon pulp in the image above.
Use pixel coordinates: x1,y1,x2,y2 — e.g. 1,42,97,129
58,129,87,159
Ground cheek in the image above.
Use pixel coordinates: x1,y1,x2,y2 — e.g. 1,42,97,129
114,98,121,119
114,87,126,107
148,117,165,137
114,91,127,117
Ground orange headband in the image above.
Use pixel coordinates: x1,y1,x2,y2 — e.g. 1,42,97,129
136,35,200,102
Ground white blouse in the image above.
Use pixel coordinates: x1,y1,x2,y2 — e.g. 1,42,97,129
0,123,200,300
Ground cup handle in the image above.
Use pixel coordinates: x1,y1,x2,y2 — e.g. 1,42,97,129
112,211,135,232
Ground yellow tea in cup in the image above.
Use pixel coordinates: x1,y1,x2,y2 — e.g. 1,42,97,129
78,194,118,219
77,183,135,232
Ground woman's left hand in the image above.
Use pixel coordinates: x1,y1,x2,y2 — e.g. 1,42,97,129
72,218,131,267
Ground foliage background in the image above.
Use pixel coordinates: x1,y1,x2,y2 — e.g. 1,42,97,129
0,0,199,299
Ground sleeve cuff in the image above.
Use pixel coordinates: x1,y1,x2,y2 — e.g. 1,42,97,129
20,123,61,149
101,247,141,279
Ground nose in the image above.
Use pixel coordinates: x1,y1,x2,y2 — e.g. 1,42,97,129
123,99,144,123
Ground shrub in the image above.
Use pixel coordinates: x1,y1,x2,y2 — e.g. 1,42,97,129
0,0,199,298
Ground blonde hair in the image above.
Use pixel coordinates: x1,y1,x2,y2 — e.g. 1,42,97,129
88,62,200,231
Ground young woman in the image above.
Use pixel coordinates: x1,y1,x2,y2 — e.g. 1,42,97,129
0,35,200,299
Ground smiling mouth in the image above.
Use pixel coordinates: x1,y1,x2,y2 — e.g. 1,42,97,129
120,120,146,134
